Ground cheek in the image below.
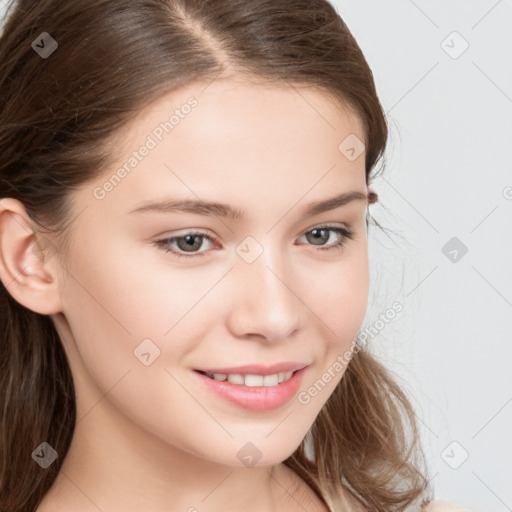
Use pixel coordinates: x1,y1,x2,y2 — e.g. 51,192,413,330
58,240,176,384
63,231,206,336
304,248,369,343
294,257,368,411
59,244,214,448
60,238,225,406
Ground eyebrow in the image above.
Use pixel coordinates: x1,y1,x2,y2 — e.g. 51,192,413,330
128,190,369,221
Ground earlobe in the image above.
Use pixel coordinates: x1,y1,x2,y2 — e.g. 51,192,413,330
0,198,63,315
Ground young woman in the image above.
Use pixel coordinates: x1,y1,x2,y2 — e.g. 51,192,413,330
0,1,470,511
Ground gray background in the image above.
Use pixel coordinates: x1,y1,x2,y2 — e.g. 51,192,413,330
1,1,511,511
334,2,512,511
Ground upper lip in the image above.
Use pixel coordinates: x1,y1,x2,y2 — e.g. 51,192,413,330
195,362,309,375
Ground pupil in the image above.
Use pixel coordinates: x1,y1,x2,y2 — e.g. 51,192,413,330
310,229,327,245
180,235,201,251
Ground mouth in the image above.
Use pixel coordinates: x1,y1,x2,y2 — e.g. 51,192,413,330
194,368,299,387
192,366,309,411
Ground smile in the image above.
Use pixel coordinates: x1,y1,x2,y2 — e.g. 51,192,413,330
198,370,295,387
193,366,309,411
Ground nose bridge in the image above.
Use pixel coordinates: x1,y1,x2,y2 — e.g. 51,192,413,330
232,233,300,339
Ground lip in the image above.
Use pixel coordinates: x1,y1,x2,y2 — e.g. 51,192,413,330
192,365,309,412
194,362,308,376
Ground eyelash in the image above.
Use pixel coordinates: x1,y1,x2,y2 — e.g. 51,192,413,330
153,224,354,260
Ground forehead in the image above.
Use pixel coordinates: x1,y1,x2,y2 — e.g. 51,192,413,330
75,76,367,221
109,75,366,164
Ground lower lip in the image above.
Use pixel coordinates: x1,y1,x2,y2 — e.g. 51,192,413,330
192,367,308,412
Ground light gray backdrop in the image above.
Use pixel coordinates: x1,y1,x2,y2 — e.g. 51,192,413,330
332,2,512,511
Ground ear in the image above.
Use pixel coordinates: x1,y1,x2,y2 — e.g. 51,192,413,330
0,198,63,315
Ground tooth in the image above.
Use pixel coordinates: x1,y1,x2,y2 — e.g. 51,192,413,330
244,374,264,387
212,371,293,386
227,374,244,385
263,374,279,386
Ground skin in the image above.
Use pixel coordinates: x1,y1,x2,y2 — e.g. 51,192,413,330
0,75,371,511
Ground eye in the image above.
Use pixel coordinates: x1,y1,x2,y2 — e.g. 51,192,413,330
298,224,354,253
153,231,217,260
153,224,354,260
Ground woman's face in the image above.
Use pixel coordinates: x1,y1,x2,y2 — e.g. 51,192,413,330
53,76,370,468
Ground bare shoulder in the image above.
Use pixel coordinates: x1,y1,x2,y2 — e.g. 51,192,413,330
422,499,472,512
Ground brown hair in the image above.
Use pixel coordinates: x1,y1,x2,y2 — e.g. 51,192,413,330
0,1,433,510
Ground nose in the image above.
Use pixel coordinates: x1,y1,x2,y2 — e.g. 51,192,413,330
226,245,301,343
